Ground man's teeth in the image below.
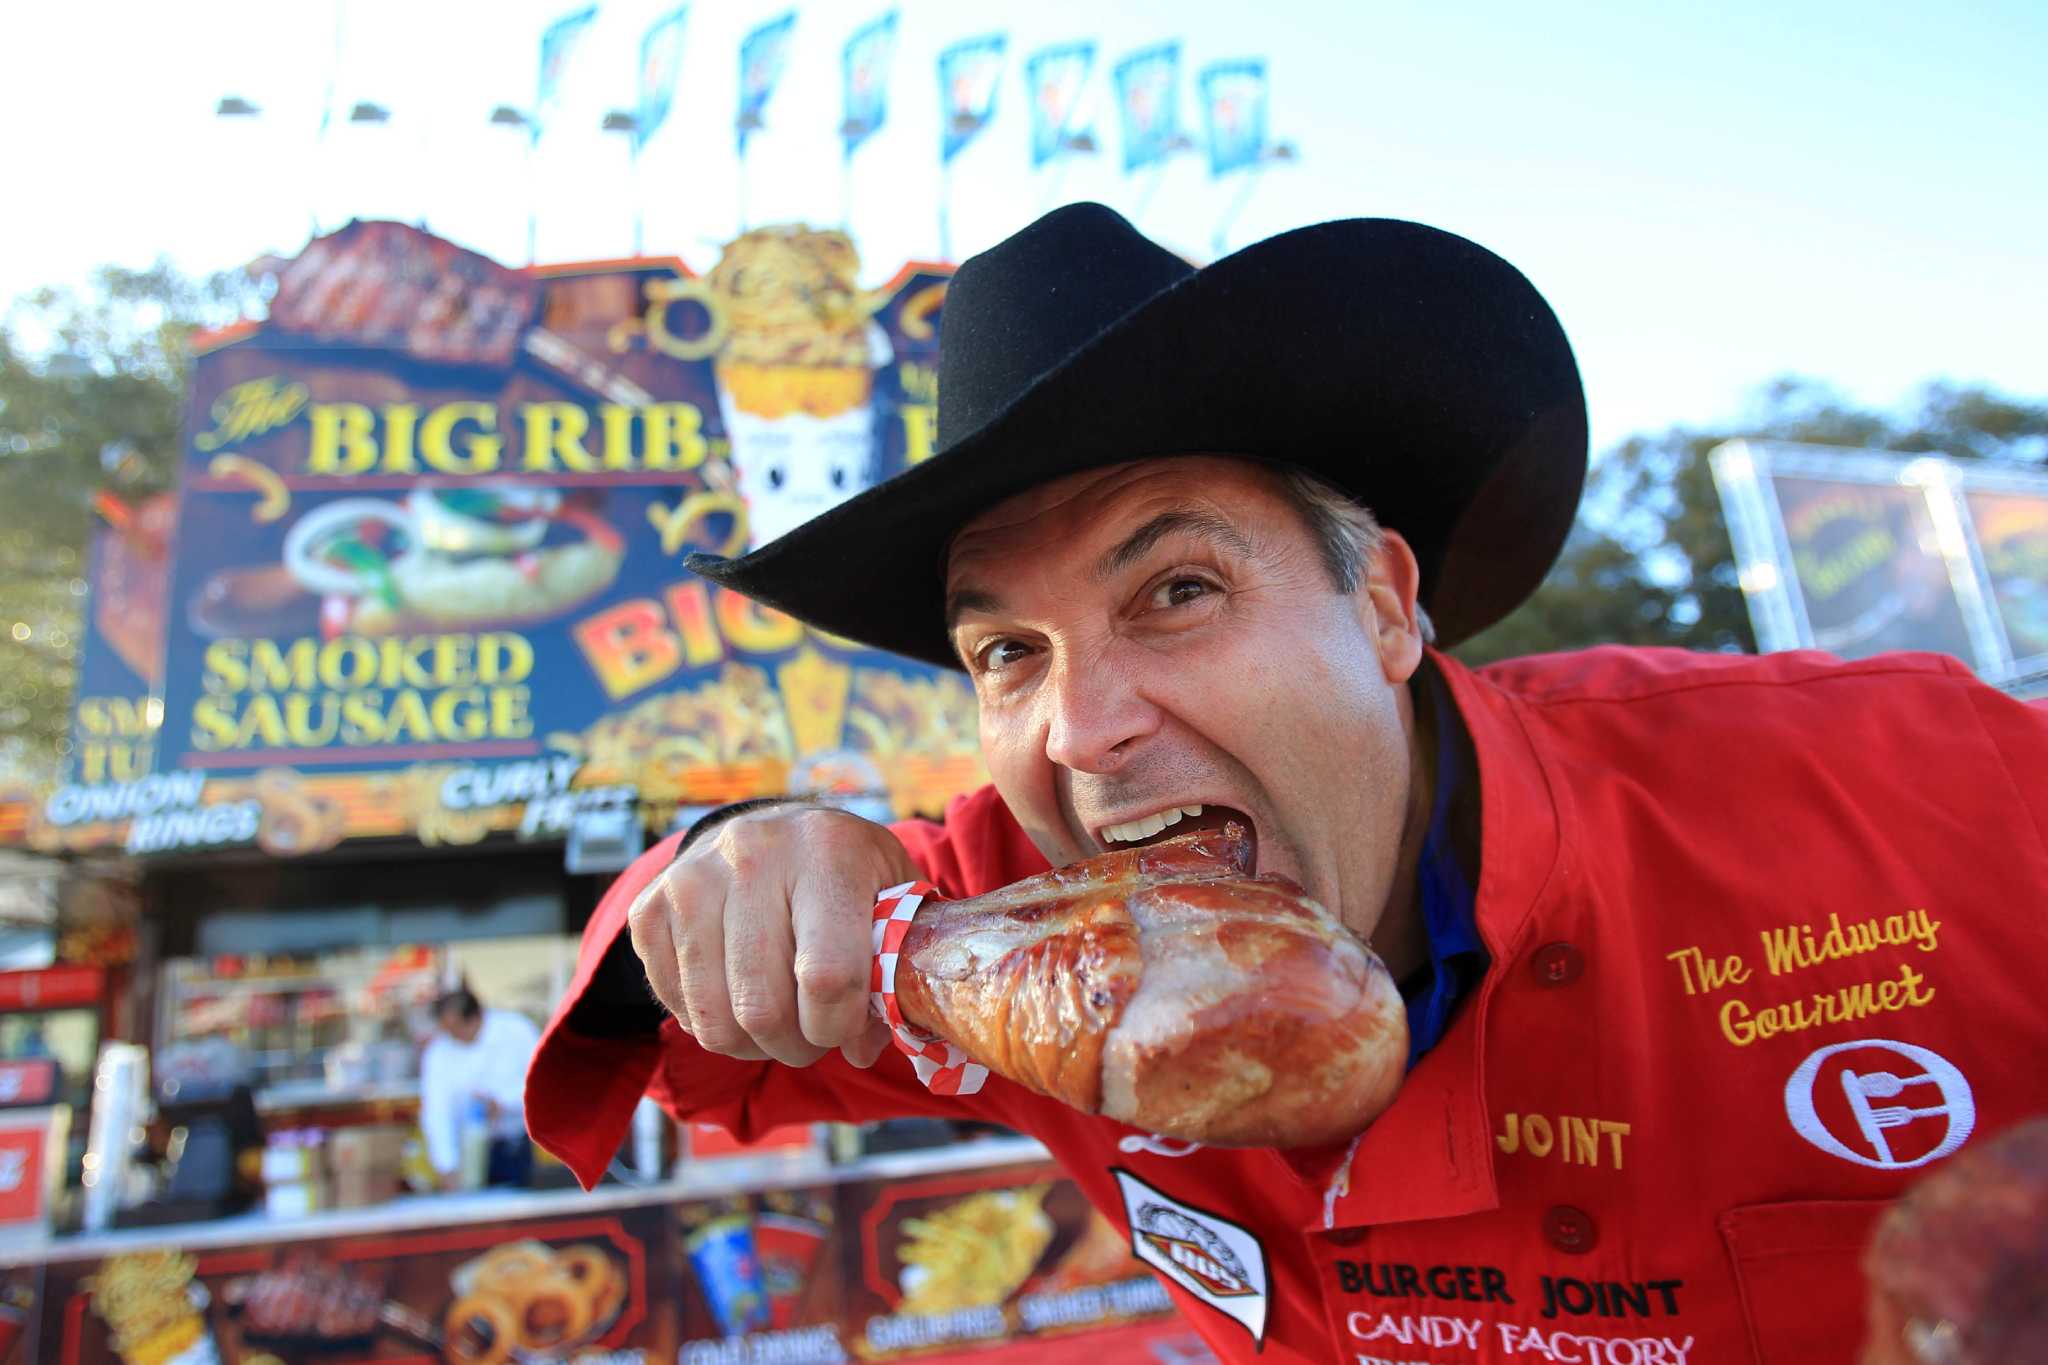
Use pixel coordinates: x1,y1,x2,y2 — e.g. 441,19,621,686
1102,805,1206,844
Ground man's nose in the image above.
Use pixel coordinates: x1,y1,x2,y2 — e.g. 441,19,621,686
1041,651,1161,773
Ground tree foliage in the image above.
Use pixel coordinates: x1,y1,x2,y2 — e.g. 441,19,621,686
0,264,257,784
1454,379,2048,666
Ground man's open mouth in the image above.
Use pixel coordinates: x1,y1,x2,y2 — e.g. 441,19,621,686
1096,804,1258,870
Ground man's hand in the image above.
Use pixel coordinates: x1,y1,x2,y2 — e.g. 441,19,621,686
626,804,915,1069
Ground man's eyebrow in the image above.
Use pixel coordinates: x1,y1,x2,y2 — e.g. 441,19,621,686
945,585,1004,629
1093,509,1255,582
944,508,1252,628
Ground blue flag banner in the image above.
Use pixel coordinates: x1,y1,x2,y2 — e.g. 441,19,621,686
1024,42,1095,168
737,10,797,152
635,6,688,151
1198,59,1268,176
1114,43,1181,173
842,11,898,156
938,33,1006,164
535,4,600,144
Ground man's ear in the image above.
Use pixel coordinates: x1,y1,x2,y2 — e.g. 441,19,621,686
1359,530,1427,684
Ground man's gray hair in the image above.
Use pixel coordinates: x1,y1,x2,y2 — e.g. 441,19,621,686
1274,466,1438,644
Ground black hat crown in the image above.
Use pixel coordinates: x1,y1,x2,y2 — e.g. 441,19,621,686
938,204,1193,450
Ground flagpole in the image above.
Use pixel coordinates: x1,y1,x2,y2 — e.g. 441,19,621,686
1212,163,1263,258
632,144,644,256
938,158,953,261
1132,163,1167,228
527,142,539,265
738,145,750,232
1040,154,1070,214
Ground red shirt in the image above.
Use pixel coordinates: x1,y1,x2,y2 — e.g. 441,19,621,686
527,646,2048,1364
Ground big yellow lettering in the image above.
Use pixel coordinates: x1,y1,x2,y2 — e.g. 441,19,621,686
522,403,597,471
340,691,387,745
317,638,379,691
384,690,438,744
282,694,340,747
234,695,289,749
433,635,476,686
476,633,534,685
376,637,437,690
203,639,250,693
716,588,803,654
191,697,240,751
902,404,938,465
490,686,533,738
380,403,420,472
599,404,635,470
573,600,681,700
664,582,727,667
642,403,708,471
430,689,489,741
248,639,317,692
421,402,502,474
307,403,379,475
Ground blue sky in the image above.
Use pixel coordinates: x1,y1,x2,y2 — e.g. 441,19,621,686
3,0,2042,455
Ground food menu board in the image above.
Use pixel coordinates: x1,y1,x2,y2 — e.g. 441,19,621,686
1768,474,1976,663
17,221,982,857
1708,441,2048,687
42,1206,666,1365
34,1160,1196,1364
671,1167,1182,1362
1962,487,2048,673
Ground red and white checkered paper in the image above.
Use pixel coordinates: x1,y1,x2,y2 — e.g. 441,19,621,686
871,880,988,1096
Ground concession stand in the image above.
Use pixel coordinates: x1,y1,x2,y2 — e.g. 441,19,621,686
0,222,1205,1363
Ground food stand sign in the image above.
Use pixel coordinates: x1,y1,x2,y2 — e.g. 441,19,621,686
21,222,980,856
34,1161,1196,1364
1961,478,2048,677
1707,440,2048,689
44,1207,664,1365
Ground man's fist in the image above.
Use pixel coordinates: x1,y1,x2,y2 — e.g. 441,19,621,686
625,804,917,1068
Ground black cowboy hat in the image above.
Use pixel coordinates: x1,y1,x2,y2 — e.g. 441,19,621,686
687,202,1586,668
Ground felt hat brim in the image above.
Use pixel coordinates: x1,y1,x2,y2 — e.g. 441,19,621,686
688,214,1587,669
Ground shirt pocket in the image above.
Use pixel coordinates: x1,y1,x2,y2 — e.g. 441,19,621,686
1718,1200,1886,1365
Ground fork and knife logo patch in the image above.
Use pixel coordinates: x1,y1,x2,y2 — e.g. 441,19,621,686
1784,1038,1974,1170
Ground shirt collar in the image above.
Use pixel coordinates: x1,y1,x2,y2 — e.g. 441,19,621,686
1314,648,1567,1230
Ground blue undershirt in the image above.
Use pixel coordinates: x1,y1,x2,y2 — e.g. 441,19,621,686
1404,669,1487,1067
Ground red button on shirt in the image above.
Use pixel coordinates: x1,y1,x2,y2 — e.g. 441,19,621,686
1530,941,1584,986
1542,1204,1598,1254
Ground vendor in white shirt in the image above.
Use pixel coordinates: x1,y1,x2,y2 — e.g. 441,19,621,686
421,987,541,1190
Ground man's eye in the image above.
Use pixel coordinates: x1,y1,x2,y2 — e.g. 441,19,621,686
977,639,1033,672
1150,577,1213,609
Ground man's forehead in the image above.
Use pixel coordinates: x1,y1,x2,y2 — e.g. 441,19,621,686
946,455,1276,569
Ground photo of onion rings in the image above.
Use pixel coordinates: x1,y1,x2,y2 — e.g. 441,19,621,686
441,1239,626,1364
442,1292,517,1365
